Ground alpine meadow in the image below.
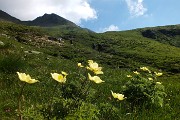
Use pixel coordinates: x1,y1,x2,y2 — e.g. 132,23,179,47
0,10,180,119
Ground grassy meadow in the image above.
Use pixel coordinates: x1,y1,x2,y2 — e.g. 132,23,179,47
0,21,180,119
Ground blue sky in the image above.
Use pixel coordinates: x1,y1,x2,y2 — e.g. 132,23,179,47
81,0,180,32
0,0,180,32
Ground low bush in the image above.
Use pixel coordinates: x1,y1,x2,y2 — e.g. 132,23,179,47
122,67,166,109
0,54,25,73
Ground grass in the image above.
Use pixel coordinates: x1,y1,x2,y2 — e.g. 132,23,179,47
0,21,180,119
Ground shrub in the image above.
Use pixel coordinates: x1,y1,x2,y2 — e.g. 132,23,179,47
98,103,121,120
65,100,100,120
0,54,25,73
22,98,100,120
0,42,9,49
21,105,44,120
122,67,166,108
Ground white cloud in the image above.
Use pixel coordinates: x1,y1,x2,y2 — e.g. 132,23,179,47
99,24,119,33
124,0,147,17
103,25,119,31
0,0,97,24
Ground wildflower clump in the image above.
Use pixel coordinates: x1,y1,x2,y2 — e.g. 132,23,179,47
14,60,127,120
86,60,103,75
122,67,166,107
80,60,104,84
40,60,105,119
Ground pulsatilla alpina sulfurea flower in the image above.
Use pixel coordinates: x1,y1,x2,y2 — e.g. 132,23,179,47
111,91,125,101
133,71,140,75
17,72,39,84
77,63,84,67
140,67,151,73
88,73,104,84
154,72,163,77
51,71,68,83
86,60,103,75
127,75,132,78
148,77,153,80
61,71,68,76
156,82,162,84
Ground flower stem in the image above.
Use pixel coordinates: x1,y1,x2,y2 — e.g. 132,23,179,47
47,82,59,119
50,82,59,106
80,69,88,90
18,82,26,120
83,81,92,97
61,83,64,95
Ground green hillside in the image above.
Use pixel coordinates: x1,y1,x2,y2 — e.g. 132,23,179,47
0,21,180,119
140,25,180,47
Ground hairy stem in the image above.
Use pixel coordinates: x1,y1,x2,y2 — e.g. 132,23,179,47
18,82,26,120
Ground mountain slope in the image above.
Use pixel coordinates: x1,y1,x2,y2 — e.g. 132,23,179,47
1,9,180,73
140,25,180,47
22,13,77,27
0,10,20,23
1,21,180,73
0,10,93,34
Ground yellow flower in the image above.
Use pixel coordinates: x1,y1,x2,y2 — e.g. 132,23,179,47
111,91,125,101
156,82,162,84
154,72,163,77
77,63,84,67
88,60,93,64
51,72,67,83
17,72,39,84
86,60,103,75
88,73,104,84
140,67,151,73
61,71,68,76
133,71,140,75
148,77,153,80
127,75,132,78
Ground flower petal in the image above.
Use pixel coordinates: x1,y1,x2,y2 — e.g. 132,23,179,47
51,73,66,83
88,73,104,84
17,72,39,84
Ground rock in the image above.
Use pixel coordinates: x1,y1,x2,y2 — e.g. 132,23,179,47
1,34,8,37
31,51,41,54
45,57,50,60
0,41,5,46
24,50,41,54
24,51,30,54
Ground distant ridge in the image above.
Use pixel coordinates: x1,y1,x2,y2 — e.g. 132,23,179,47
22,13,77,27
0,10,77,27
